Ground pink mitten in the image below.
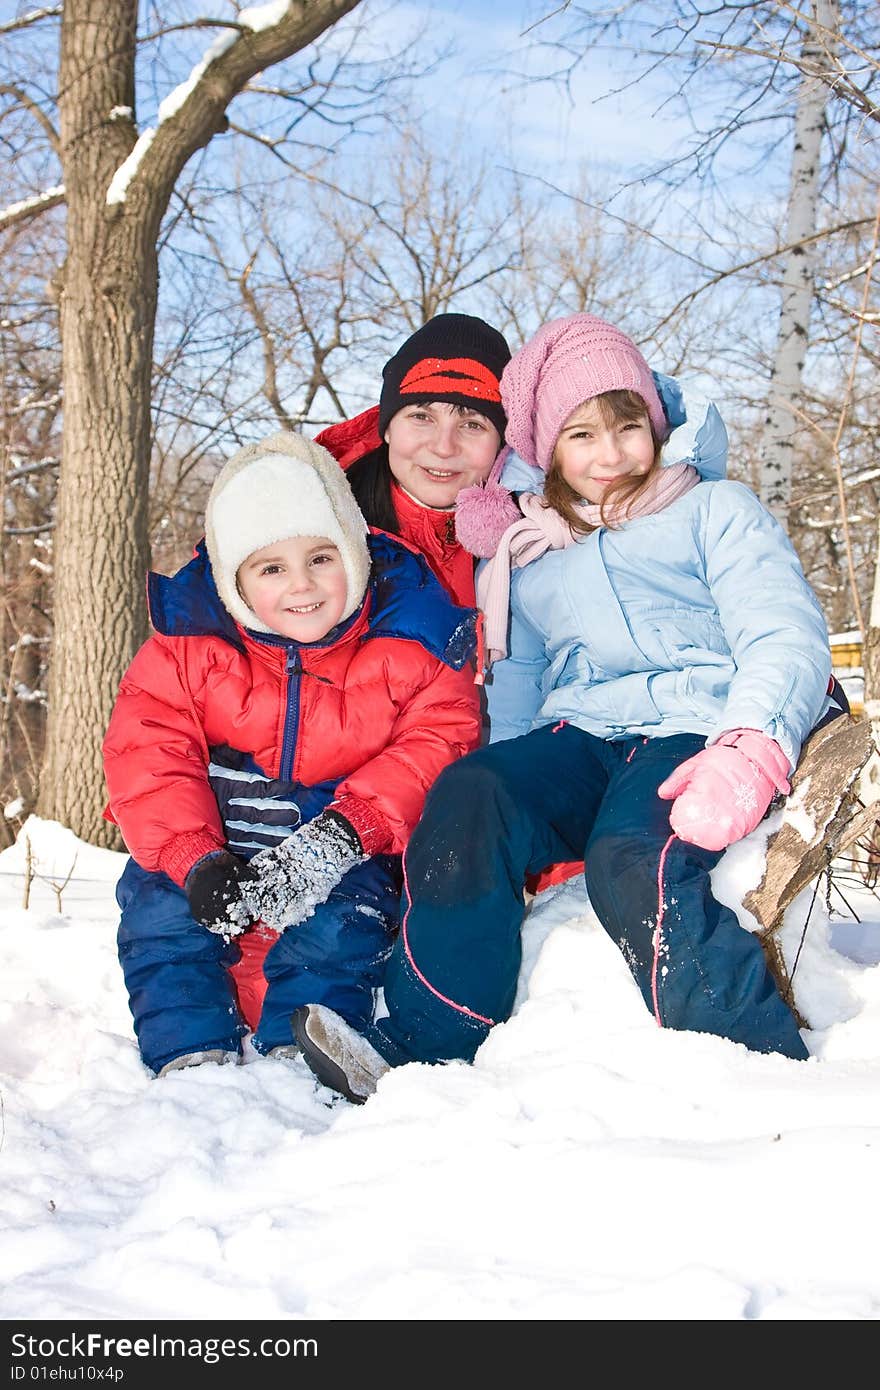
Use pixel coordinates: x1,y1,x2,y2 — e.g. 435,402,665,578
657,729,791,852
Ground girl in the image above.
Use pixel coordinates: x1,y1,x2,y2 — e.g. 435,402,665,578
103,432,481,1077
286,312,836,1101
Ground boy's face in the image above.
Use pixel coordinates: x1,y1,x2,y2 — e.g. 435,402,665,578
236,535,348,642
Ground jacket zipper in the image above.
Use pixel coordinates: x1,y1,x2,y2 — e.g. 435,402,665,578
280,651,302,780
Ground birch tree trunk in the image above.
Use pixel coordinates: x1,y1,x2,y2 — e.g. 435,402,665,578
865,547,880,716
758,0,839,529
38,0,361,846
859,523,880,839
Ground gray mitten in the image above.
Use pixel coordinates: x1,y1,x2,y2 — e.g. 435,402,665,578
244,809,365,929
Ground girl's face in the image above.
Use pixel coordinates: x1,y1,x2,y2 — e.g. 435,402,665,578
237,536,348,641
554,399,655,505
385,402,501,509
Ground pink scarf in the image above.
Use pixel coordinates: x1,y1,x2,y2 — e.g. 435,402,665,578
477,462,701,666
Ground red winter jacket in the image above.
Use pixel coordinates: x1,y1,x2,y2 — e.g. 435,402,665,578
103,534,481,887
316,407,478,606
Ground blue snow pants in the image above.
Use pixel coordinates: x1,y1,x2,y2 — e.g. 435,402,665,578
116,855,400,1075
367,723,809,1067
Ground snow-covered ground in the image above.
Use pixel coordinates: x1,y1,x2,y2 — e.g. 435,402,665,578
2,813,879,1321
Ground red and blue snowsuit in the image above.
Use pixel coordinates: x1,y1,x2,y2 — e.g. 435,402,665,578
103,532,481,1075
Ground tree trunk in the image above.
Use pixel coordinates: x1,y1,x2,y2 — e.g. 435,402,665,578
857,518,880,858
758,0,838,529
38,0,362,846
39,0,151,845
863,515,880,713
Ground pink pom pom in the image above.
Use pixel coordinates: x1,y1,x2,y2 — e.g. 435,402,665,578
455,481,522,558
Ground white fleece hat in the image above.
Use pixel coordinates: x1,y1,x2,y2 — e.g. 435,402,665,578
205,431,371,634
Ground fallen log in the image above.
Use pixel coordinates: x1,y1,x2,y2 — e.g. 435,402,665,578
743,715,879,1023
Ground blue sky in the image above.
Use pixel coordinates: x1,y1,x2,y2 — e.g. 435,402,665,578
369,0,693,192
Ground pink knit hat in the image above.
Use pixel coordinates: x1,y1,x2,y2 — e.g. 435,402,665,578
500,313,668,472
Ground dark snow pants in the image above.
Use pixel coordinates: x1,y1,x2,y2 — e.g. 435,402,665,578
368,723,809,1067
116,855,400,1075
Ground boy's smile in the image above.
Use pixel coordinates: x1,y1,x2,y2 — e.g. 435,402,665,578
236,536,348,641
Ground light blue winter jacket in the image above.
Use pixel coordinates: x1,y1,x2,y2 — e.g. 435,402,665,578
485,375,832,771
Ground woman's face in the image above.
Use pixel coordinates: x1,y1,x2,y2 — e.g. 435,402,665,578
385,402,501,509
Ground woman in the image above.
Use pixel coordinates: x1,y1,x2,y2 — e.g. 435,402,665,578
316,312,516,606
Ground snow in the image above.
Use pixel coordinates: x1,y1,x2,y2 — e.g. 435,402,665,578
0,185,64,230
240,2,295,35
105,129,157,207
0,185,65,217
2,812,880,1321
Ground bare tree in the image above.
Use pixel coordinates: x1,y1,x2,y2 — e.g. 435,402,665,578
482,167,685,357
189,129,518,433
2,1,381,845
757,0,839,526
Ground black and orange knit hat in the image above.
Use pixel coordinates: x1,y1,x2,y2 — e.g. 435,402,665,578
378,313,511,440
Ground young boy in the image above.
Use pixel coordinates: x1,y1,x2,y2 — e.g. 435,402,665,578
103,431,481,1077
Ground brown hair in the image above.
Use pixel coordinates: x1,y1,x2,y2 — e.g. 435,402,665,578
544,389,664,534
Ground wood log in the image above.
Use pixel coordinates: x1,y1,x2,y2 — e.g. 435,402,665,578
742,715,879,1023
744,716,876,932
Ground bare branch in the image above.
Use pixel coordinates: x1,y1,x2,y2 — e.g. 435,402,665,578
112,2,363,212
0,7,61,37
0,83,60,152
0,186,65,233
697,33,880,126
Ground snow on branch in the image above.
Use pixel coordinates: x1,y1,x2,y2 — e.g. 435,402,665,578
0,185,65,232
5,456,60,482
0,7,61,37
